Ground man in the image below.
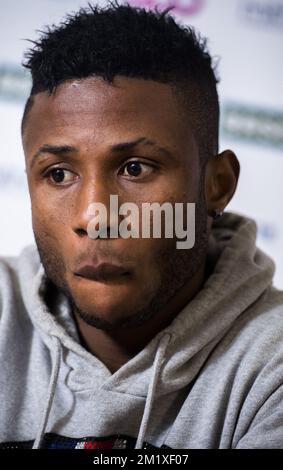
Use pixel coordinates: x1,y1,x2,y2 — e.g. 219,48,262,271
0,1,282,450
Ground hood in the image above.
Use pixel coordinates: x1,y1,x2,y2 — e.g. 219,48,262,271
15,210,276,449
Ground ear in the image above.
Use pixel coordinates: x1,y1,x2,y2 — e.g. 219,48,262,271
205,150,240,216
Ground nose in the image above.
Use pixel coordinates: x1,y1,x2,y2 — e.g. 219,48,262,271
72,176,119,239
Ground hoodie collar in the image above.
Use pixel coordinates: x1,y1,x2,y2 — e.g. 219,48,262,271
17,210,276,449
18,210,275,396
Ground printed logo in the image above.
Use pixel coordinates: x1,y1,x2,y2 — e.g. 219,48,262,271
0,432,171,449
221,102,283,149
126,0,205,16
238,0,283,29
86,196,196,249
0,63,31,103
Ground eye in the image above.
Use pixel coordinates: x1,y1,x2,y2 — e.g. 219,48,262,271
46,167,77,185
120,161,154,178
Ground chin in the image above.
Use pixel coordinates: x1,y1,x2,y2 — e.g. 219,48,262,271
74,299,141,330
70,277,140,317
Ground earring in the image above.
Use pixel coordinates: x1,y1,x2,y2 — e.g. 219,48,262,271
209,209,224,220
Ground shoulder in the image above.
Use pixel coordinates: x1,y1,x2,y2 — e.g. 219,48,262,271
229,284,283,349
0,244,40,276
0,244,41,315
210,284,283,386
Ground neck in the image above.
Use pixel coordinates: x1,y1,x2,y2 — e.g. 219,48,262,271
72,260,208,374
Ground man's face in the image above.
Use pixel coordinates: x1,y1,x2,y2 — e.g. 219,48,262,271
22,76,209,331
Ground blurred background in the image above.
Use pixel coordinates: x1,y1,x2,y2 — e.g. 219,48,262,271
0,0,282,287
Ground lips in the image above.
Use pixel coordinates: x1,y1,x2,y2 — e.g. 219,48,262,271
75,263,131,281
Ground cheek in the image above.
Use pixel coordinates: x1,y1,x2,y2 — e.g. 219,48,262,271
30,187,71,235
125,236,175,284
132,178,198,212
31,203,69,261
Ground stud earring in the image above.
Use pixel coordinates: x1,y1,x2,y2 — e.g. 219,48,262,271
209,209,224,220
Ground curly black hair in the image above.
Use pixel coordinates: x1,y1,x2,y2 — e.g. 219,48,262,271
21,0,220,165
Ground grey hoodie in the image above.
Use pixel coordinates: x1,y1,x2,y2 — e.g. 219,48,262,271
0,211,283,449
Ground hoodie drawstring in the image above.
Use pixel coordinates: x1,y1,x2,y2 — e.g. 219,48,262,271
32,332,171,449
32,336,61,449
134,332,172,449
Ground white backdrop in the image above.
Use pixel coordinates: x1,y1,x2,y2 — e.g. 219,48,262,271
0,0,282,287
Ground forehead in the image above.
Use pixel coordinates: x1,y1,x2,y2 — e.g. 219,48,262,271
22,76,197,156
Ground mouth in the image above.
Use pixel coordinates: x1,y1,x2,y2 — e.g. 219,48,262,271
74,263,132,282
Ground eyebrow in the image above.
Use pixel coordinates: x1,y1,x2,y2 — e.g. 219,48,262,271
29,136,173,168
30,144,78,169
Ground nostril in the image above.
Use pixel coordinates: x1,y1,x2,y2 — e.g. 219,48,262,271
75,228,87,237
75,226,113,238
